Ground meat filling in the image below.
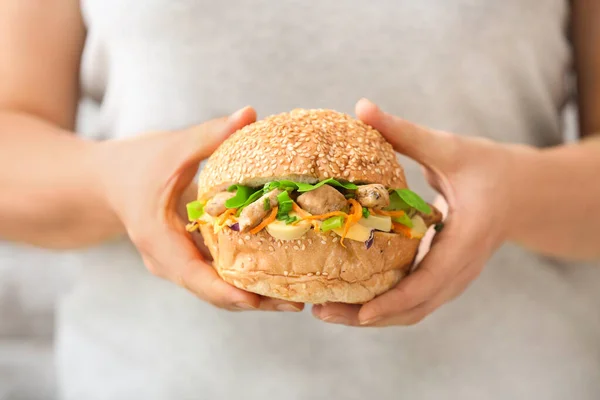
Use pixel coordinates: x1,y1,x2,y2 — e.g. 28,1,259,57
238,189,283,232
205,191,236,217
417,204,443,227
296,185,346,215
355,184,390,209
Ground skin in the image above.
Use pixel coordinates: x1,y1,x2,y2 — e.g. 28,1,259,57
0,0,302,313
313,0,600,326
313,99,600,326
1,1,598,324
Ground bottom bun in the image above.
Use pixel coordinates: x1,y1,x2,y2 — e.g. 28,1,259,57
200,226,420,304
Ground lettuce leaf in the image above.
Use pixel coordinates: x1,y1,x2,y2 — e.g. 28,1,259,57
225,185,265,213
295,178,358,192
186,201,205,221
276,190,294,215
394,189,431,214
392,213,413,228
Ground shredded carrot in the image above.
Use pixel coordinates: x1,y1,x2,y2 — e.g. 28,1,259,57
250,206,279,234
217,208,237,227
299,211,348,221
392,222,412,238
312,221,320,233
292,202,311,218
185,222,199,232
340,199,363,247
373,209,406,218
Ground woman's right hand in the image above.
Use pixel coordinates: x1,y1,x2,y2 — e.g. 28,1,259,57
93,107,304,312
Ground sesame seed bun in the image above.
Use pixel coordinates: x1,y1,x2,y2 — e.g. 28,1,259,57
197,109,407,200
200,226,419,304
197,109,420,304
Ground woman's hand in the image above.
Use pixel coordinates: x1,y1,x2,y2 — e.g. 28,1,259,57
94,107,304,313
313,99,525,326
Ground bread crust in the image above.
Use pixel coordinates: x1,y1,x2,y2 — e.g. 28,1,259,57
200,225,419,304
197,109,407,200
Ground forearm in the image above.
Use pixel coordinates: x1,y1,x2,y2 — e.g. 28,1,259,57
0,111,123,249
508,137,600,260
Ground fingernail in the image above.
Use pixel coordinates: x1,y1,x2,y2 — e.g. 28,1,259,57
321,315,351,325
229,106,249,121
234,302,256,310
359,316,382,326
276,304,302,312
358,98,378,110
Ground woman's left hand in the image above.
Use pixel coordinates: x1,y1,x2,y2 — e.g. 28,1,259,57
313,99,529,327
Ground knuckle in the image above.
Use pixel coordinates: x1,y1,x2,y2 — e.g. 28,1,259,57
403,313,427,326
130,231,154,255
140,254,167,279
390,283,414,307
420,266,441,288
145,262,163,278
208,299,232,310
204,277,237,310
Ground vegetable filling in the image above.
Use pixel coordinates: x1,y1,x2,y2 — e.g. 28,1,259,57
187,178,442,248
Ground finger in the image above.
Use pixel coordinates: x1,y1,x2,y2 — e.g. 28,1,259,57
357,217,474,324
136,222,261,311
189,230,213,261
165,106,257,205
433,195,450,218
259,297,304,312
365,261,481,327
355,98,458,170
180,105,257,163
414,195,449,264
312,303,361,326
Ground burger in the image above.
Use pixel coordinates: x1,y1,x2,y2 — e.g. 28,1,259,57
186,109,442,304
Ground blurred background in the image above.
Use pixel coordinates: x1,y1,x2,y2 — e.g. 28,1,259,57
0,103,579,400
0,245,75,399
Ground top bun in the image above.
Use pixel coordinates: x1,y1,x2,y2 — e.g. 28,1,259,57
198,109,407,200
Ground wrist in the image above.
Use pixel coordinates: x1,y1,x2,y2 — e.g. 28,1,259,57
81,140,126,241
502,144,546,244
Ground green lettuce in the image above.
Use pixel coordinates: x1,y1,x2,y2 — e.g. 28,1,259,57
388,189,431,214
186,201,205,221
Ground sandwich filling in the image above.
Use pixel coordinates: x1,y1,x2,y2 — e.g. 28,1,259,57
187,179,442,249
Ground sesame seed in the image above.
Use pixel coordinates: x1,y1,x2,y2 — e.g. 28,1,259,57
293,245,299,250
244,235,251,240
268,246,274,251
284,271,289,276
307,273,313,277
316,271,321,276
322,272,328,276
196,109,406,199
238,239,244,245
321,240,327,244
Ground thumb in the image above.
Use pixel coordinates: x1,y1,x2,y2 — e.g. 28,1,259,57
178,106,257,164
355,98,457,170
163,106,257,213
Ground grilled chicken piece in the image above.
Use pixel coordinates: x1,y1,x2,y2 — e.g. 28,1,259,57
296,185,346,215
238,189,282,232
417,204,443,227
205,192,236,217
355,184,390,209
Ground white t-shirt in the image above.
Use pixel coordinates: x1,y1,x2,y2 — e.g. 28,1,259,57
51,1,600,399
